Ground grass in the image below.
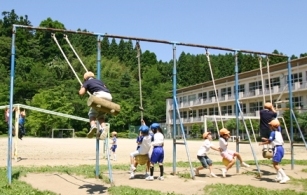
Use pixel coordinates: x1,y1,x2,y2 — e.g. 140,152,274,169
0,160,307,195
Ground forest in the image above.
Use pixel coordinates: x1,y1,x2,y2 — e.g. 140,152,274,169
1,10,307,137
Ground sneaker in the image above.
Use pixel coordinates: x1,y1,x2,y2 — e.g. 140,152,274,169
241,162,250,168
275,176,282,182
221,168,227,178
193,168,199,176
98,128,108,140
130,165,136,172
129,172,135,179
279,176,290,184
158,176,164,181
145,176,154,181
87,126,97,138
210,173,218,178
262,148,268,152
144,173,149,178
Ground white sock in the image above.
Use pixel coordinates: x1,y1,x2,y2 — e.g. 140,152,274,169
278,168,288,178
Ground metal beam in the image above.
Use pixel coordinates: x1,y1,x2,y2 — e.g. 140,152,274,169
0,104,88,122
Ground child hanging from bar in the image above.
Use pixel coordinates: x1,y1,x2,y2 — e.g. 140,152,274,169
259,119,290,184
219,128,250,178
18,108,26,140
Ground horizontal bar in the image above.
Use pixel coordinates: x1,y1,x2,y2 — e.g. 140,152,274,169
13,24,98,36
174,142,186,145
14,24,288,57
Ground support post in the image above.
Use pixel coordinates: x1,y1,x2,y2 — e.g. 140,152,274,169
95,35,101,178
234,50,240,173
287,57,294,170
14,106,20,161
172,43,177,175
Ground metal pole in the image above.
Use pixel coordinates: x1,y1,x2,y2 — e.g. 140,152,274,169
287,57,294,169
172,43,177,175
8,25,17,185
234,50,240,173
95,35,101,178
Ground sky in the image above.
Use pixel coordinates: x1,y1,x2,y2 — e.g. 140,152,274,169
2,1,307,62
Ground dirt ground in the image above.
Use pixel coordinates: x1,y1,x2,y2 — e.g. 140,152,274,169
0,137,307,195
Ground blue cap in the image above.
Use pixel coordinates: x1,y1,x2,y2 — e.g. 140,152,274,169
151,123,160,129
139,125,149,132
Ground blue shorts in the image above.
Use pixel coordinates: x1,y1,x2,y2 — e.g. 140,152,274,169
150,146,164,164
272,145,284,163
110,145,117,152
197,155,212,168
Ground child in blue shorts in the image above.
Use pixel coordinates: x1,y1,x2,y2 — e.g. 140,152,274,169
259,119,290,184
146,123,164,181
110,131,117,161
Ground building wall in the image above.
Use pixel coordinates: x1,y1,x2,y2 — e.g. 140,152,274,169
166,57,307,135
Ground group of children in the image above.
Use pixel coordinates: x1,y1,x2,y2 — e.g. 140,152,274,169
4,106,26,140
129,121,165,181
194,116,290,184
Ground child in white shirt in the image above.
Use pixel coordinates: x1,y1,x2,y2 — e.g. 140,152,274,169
194,132,220,177
219,128,250,178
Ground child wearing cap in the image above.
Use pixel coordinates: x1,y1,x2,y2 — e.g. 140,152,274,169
146,123,165,181
219,128,250,178
129,125,152,179
194,131,219,178
259,119,290,184
110,131,117,161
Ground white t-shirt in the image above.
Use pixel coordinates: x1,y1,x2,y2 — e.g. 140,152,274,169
152,132,164,146
269,130,284,146
197,139,212,156
219,137,228,152
138,135,152,155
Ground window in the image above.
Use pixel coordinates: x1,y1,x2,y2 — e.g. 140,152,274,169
209,107,219,115
209,90,218,98
285,96,303,107
234,84,245,93
188,94,196,102
235,103,246,113
182,96,187,103
249,102,263,112
198,108,207,117
249,81,262,92
287,73,302,84
182,111,188,118
222,105,232,114
189,110,196,117
265,77,280,88
221,87,232,96
198,92,207,100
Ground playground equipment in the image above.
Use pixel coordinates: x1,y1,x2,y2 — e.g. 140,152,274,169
8,24,294,186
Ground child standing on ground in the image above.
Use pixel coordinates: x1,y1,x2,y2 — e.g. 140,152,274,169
219,128,250,178
146,123,164,181
194,132,219,177
259,119,290,184
110,131,117,161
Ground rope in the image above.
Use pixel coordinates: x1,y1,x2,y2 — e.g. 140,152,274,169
51,33,83,86
136,41,144,119
205,49,224,128
51,34,91,96
258,56,266,104
266,56,272,102
63,34,88,72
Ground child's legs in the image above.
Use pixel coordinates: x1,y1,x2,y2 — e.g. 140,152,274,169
272,146,284,170
196,156,208,171
130,150,140,165
204,156,214,173
88,108,98,127
221,151,235,170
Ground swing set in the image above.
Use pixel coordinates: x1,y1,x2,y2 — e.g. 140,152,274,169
6,24,298,186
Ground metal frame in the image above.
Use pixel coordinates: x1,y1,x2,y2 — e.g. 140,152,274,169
9,24,291,185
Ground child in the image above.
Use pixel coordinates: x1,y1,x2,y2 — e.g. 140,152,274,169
79,71,112,139
146,123,164,181
194,132,219,178
18,109,26,140
4,107,15,136
260,102,277,153
110,131,117,161
219,128,250,178
259,119,290,184
129,125,152,179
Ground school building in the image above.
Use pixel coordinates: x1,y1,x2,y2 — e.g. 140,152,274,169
165,56,307,137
